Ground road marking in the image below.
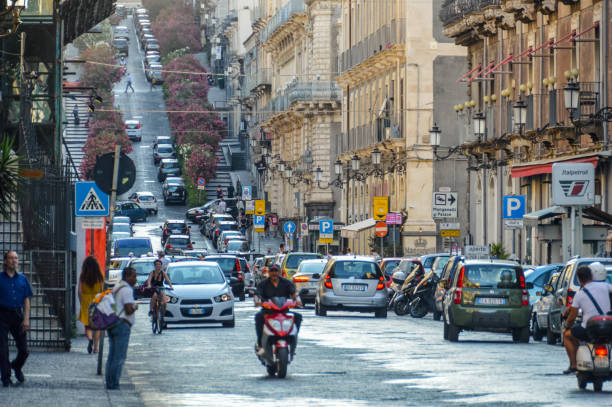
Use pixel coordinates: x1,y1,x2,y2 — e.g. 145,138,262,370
140,145,150,148
144,180,156,183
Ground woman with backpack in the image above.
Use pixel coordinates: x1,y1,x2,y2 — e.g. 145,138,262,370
78,256,104,354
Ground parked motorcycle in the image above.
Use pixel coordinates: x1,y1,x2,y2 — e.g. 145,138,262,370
393,268,424,316
387,269,407,309
409,271,441,319
255,297,298,378
576,315,612,392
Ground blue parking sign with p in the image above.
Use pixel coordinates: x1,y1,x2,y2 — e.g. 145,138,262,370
503,195,526,219
254,215,265,226
320,220,333,234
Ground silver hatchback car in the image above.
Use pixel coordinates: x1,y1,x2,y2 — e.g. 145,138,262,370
314,256,387,318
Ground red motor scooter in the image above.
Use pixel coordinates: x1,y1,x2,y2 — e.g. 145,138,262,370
256,297,298,378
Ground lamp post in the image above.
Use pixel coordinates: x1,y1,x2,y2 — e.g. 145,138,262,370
429,124,462,160
472,111,486,140
512,100,527,133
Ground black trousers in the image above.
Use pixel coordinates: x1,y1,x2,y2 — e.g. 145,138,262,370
0,308,28,383
255,309,302,346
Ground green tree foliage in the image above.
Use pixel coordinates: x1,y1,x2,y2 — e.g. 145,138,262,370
0,136,23,218
490,243,509,259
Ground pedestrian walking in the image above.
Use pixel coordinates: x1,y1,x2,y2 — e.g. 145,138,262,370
78,256,104,354
216,185,224,199
105,267,138,390
0,251,32,387
124,73,134,93
72,105,79,126
264,216,270,238
157,250,170,271
218,198,227,214
227,184,234,198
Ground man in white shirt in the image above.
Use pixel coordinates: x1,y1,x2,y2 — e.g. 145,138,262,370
105,267,138,390
562,263,612,374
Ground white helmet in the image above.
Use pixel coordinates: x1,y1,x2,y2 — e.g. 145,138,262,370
392,270,407,282
589,262,607,281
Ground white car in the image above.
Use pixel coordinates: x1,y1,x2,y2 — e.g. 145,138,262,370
127,191,158,214
164,261,235,327
125,119,142,141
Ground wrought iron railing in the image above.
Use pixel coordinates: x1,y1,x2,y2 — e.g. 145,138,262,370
439,0,502,26
259,0,306,45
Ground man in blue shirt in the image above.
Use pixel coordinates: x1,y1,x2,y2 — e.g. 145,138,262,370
0,251,33,387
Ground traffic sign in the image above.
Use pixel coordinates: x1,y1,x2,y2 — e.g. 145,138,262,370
432,192,458,219
385,212,402,225
93,152,136,195
254,200,265,216
440,222,460,230
504,219,523,230
254,214,265,232
283,221,296,235
197,177,206,191
81,216,105,229
300,223,308,236
245,200,254,214
375,221,388,237
464,245,490,259
242,186,252,200
373,196,389,221
440,229,460,238
75,182,109,217
502,195,526,219
319,219,333,243
552,163,595,206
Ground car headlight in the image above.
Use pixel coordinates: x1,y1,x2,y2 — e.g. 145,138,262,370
166,293,179,304
214,293,232,302
281,319,293,331
268,319,282,331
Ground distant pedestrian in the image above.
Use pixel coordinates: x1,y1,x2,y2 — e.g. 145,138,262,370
124,73,134,93
78,256,104,354
227,184,234,198
157,250,170,271
347,248,352,255
0,251,32,387
266,248,272,255
239,215,247,235
279,243,285,254
216,186,224,199
105,267,138,390
72,105,79,126
264,216,270,238
218,198,227,214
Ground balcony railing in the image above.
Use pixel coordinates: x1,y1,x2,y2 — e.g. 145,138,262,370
439,0,501,26
259,0,306,45
245,68,272,93
340,18,406,73
259,81,341,123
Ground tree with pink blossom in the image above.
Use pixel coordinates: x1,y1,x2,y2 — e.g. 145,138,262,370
79,131,132,180
152,4,202,57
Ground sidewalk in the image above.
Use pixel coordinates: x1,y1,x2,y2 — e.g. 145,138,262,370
2,337,144,407
251,230,283,255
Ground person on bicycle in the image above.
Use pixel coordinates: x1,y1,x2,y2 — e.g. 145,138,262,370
146,259,173,318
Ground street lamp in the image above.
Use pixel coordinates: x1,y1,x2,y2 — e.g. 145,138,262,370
371,147,381,166
277,160,285,172
334,159,343,177
351,154,360,171
429,123,441,148
563,81,580,112
285,165,293,180
314,166,323,182
261,145,268,156
472,112,486,138
512,99,527,129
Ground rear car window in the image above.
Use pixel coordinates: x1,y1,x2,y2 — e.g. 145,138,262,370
285,254,321,268
298,262,326,275
158,146,173,153
382,260,400,275
168,238,189,246
139,195,154,201
126,123,139,129
226,241,249,251
168,222,185,230
463,265,523,289
219,223,238,231
398,260,421,274
573,261,612,285
206,257,236,274
330,261,381,280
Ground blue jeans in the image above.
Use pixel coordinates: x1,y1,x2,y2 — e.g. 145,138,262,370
105,320,131,389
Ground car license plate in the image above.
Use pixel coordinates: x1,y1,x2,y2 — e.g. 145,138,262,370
476,297,506,305
189,307,203,315
173,193,180,196
595,356,609,369
343,284,366,292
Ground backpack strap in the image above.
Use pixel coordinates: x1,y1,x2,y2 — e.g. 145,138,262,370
112,283,130,317
583,287,605,316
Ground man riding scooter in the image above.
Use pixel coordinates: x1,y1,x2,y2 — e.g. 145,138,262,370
562,263,612,374
254,265,302,356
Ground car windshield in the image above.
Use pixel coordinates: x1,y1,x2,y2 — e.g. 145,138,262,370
219,223,237,231
286,254,321,269
298,262,326,275
113,224,131,234
330,261,381,280
573,261,612,285
130,260,156,276
168,238,189,246
157,146,173,153
139,195,154,201
205,257,235,274
463,265,522,289
168,266,225,285
433,257,450,272
398,260,421,274
382,260,401,274
226,241,249,251
422,257,436,268
167,223,185,231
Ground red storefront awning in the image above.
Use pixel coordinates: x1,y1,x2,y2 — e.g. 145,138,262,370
510,156,599,178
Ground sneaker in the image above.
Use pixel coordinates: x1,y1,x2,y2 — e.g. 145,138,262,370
563,367,577,375
2,379,14,387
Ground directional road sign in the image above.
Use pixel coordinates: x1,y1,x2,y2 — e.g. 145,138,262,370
319,219,333,243
283,221,296,235
300,222,308,236
254,214,265,232
502,195,526,219
432,192,458,219
75,182,109,217
242,186,252,201
441,229,460,238
375,222,388,237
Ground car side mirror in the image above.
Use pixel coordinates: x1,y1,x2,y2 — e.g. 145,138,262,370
312,273,321,280
525,282,534,289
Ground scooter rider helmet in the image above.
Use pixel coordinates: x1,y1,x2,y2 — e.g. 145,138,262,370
589,261,606,281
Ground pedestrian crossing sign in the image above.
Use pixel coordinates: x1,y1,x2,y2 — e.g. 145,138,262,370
75,181,109,216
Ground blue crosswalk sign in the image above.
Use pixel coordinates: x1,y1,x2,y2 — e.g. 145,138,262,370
75,182,109,216
284,222,295,234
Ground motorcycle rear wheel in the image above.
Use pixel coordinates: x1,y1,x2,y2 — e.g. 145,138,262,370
409,301,428,318
393,298,409,316
276,347,288,378
593,380,603,392
576,373,587,390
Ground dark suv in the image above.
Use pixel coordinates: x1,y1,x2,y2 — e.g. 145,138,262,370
205,255,245,301
161,219,190,244
547,257,612,344
442,259,532,343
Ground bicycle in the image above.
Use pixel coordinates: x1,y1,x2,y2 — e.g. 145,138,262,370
151,286,167,334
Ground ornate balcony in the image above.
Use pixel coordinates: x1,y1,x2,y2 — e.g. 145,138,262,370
245,68,272,94
439,0,515,45
259,0,306,46
286,81,341,106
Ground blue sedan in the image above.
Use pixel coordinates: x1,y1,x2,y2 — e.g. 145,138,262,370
524,264,564,305
114,201,148,222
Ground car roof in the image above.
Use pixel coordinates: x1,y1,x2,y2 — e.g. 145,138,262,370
125,119,140,124
113,216,131,222
167,261,221,269
331,255,378,262
156,143,173,148
115,237,151,243
135,191,154,196
219,221,237,225
129,257,157,263
462,259,520,266
300,259,327,264
165,219,186,223
167,234,190,239
205,254,239,258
